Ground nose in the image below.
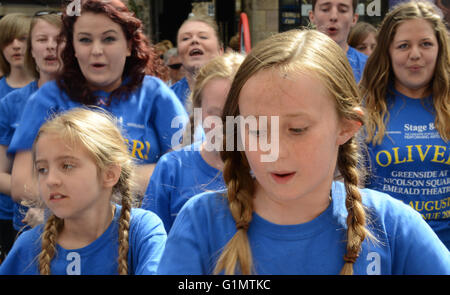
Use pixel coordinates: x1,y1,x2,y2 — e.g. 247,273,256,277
409,45,422,60
329,7,338,21
190,35,199,45
45,168,62,187
48,37,57,51
91,40,103,56
12,38,22,49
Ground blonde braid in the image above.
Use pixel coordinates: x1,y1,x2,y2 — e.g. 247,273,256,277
117,178,132,275
337,138,371,275
214,154,254,275
38,215,63,275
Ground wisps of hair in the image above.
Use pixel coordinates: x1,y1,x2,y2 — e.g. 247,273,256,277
32,107,137,274
218,29,374,275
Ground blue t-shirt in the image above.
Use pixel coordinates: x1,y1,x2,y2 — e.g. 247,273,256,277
365,89,450,249
0,205,167,275
170,77,190,108
0,81,38,227
157,181,450,275
8,76,188,164
0,80,37,221
346,46,368,83
0,77,19,99
141,142,225,232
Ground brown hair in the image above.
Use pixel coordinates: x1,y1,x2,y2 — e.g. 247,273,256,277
312,0,359,12
0,13,31,76
32,107,137,275
348,21,377,49
217,29,373,275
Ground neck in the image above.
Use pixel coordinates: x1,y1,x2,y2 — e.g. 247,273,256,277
38,71,57,88
253,180,332,225
57,204,115,250
395,83,431,99
6,66,33,88
341,42,349,53
200,141,224,171
185,68,197,91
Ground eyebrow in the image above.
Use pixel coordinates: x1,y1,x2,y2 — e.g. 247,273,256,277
76,29,119,36
35,155,79,164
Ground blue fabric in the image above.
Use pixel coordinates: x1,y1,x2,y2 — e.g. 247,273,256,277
0,77,19,99
141,142,225,232
0,80,36,221
170,77,190,107
0,206,167,275
157,181,450,275
8,76,188,165
0,81,38,227
365,89,450,249
346,46,368,83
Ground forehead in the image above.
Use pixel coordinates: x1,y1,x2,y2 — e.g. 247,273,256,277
314,0,354,8
178,21,215,36
238,69,335,117
393,18,436,40
74,12,123,33
31,19,60,35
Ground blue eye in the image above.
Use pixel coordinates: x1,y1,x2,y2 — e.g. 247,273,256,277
62,163,74,171
289,127,307,134
36,166,48,175
103,36,116,43
78,37,91,43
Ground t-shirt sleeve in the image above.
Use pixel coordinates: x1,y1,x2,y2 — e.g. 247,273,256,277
383,198,450,274
129,209,167,275
157,195,212,275
8,84,61,154
0,226,41,275
147,78,188,154
141,153,176,233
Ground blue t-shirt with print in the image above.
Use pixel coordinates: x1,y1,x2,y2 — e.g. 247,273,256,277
8,76,188,165
170,77,190,108
157,181,450,275
0,206,166,275
0,80,38,227
346,46,367,83
365,89,450,249
141,142,225,232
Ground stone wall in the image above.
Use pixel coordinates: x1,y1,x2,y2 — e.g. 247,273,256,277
242,0,278,47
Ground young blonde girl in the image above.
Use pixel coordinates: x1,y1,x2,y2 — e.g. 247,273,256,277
142,52,244,233
157,29,449,275
0,108,166,275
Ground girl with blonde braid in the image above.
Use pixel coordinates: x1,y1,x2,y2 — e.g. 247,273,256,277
0,108,166,275
157,29,450,275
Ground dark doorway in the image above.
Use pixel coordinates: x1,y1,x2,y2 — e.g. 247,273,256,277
152,0,192,45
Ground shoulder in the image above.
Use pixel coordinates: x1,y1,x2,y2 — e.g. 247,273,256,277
130,207,166,234
347,46,368,63
173,189,229,227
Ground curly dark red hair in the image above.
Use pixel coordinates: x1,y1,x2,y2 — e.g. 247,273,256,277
57,0,164,105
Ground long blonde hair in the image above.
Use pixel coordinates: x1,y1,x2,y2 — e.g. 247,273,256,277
31,107,138,275
217,29,373,275
361,1,450,145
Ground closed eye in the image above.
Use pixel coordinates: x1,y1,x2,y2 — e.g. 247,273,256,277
289,127,307,134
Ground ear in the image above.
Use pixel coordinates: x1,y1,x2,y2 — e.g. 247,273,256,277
309,10,316,25
336,107,363,146
126,40,132,57
352,13,359,26
102,164,121,189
